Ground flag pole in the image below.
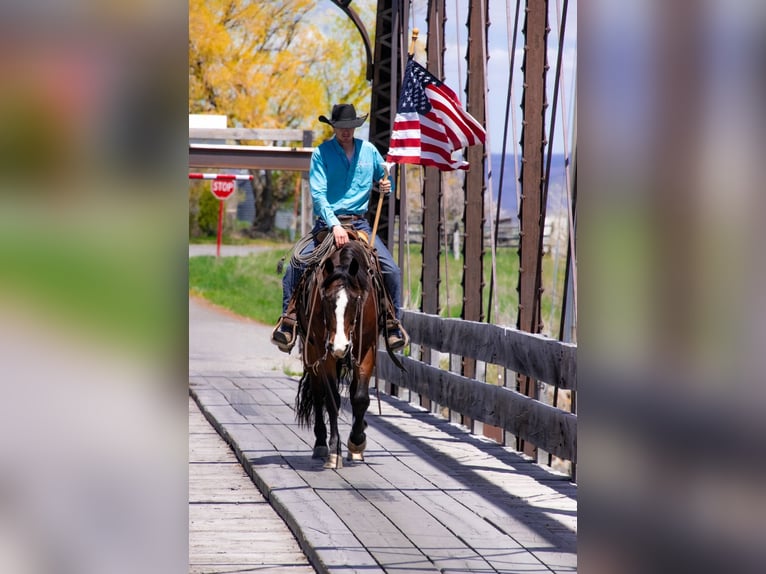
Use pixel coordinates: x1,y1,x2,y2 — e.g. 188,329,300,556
408,28,419,55
371,29,419,247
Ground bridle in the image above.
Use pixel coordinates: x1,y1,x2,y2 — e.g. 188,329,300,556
302,269,367,373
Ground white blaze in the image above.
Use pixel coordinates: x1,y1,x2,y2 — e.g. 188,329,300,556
332,288,349,356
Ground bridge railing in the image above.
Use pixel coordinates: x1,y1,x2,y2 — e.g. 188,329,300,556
376,310,577,464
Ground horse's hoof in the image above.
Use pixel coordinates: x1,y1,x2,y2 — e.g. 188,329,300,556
347,451,364,462
323,453,343,469
346,438,366,462
312,446,329,459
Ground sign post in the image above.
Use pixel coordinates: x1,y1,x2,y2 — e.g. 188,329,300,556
189,173,253,257
210,179,236,257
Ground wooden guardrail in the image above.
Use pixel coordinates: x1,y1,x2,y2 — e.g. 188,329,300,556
376,310,577,462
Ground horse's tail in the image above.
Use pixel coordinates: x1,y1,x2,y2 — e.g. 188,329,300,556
295,371,314,427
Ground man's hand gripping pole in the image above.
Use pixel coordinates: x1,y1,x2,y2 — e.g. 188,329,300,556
370,162,393,246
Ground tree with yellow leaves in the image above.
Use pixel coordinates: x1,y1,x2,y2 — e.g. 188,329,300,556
190,0,373,128
189,0,375,234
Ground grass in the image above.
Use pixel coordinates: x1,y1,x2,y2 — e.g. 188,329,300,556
189,246,293,324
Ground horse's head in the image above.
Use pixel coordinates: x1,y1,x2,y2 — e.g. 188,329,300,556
320,243,370,359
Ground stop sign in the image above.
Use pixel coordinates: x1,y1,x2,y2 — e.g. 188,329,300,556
211,179,236,200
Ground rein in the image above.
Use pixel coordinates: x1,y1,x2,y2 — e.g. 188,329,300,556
303,271,327,374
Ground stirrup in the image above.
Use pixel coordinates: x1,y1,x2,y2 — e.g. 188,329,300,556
270,315,297,353
386,320,409,351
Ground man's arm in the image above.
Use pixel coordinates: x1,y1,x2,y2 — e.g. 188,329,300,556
308,148,340,229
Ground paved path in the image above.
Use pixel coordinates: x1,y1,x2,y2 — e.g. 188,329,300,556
189,298,577,573
189,294,303,376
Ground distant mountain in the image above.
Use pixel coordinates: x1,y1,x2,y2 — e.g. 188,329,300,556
488,153,571,220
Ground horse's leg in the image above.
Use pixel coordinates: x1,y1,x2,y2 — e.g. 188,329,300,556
312,379,328,459
323,374,343,469
347,351,373,462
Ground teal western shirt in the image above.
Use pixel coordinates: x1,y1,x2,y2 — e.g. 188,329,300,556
309,137,392,228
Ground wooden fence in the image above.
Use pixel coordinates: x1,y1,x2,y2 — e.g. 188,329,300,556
376,311,577,463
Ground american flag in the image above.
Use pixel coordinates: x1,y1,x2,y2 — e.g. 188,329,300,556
386,58,486,171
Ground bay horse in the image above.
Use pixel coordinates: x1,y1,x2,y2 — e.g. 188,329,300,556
294,239,380,469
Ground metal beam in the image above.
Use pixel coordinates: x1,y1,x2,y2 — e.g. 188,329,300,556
516,0,549,458
189,144,313,172
422,0,445,321
330,1,374,80
461,0,488,434
418,0,447,413
368,0,400,249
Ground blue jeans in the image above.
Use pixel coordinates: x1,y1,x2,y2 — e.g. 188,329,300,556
282,219,402,321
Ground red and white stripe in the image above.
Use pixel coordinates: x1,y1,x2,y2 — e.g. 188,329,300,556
188,173,253,181
387,83,486,171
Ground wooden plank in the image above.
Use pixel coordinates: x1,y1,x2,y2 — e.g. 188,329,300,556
190,566,314,574
333,393,575,574
312,484,438,573
189,143,313,172
414,489,551,572
192,376,577,574
377,352,577,461
451,491,577,572
403,310,577,390
269,485,383,573
338,464,506,573
188,398,314,573
190,127,307,142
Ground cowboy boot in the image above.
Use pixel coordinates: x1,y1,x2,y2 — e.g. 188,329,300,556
270,300,298,353
385,315,410,351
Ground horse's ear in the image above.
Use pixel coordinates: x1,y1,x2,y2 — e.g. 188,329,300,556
348,258,359,277
323,258,334,276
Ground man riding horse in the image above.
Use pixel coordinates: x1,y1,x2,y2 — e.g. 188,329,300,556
271,103,409,353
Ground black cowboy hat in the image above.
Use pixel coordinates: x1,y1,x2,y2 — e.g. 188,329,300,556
318,104,368,129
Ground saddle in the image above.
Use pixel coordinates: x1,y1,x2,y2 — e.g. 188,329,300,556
312,225,369,247
292,226,398,347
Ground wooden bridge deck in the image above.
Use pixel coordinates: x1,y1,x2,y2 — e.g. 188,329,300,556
190,371,577,574
189,396,315,573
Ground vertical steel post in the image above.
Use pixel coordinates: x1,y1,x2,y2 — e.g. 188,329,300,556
419,0,446,411
369,0,402,395
368,0,399,249
461,0,488,432
516,0,549,458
